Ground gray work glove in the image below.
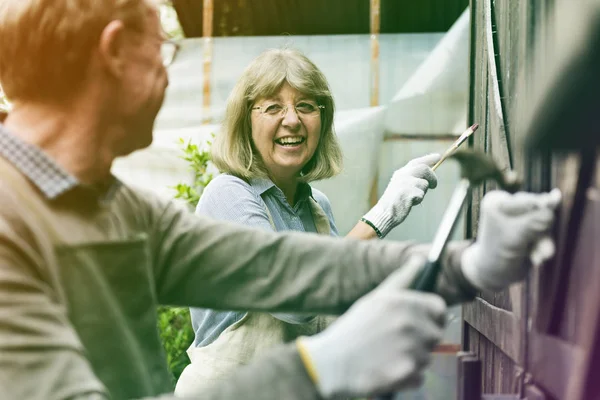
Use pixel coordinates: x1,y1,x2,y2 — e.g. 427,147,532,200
296,257,446,399
362,154,441,238
461,189,562,292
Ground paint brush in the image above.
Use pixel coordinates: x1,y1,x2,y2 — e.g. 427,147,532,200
431,123,479,171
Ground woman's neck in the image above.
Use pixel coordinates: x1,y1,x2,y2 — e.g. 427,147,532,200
269,174,300,206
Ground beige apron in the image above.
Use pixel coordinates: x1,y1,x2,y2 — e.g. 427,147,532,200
175,196,336,396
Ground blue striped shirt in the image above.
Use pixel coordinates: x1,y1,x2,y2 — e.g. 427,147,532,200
189,174,339,348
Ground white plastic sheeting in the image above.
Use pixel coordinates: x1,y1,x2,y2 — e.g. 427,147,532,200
379,8,470,244
312,106,386,234
385,9,470,136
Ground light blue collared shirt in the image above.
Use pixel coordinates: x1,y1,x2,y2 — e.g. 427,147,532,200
189,174,338,348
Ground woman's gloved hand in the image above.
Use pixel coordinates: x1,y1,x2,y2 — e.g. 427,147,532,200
461,189,562,292
362,153,441,238
296,256,446,399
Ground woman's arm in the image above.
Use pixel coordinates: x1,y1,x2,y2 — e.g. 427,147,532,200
346,220,380,240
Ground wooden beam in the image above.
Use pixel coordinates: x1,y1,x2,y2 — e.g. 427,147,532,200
368,0,380,207
384,133,459,141
463,297,521,363
457,352,482,400
369,0,380,107
172,0,203,38
202,0,213,124
433,343,461,354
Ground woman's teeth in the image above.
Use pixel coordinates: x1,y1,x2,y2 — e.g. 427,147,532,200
275,137,305,146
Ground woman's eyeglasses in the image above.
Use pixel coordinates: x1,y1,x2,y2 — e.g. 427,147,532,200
252,101,325,118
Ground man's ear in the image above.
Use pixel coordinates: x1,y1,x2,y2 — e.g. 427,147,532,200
98,20,128,78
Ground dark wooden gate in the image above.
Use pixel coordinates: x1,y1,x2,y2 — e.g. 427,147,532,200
461,0,600,399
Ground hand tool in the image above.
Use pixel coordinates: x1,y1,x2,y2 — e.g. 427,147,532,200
376,149,520,400
431,123,479,171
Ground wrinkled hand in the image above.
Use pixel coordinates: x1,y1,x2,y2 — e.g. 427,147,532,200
461,189,562,292
297,257,446,398
363,154,440,238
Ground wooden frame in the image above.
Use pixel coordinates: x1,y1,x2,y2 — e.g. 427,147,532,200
463,1,600,399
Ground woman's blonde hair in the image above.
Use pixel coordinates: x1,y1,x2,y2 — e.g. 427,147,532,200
212,48,343,183
0,0,153,102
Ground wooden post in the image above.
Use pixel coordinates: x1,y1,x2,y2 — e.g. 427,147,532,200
369,0,381,107
457,352,482,400
202,0,214,124
368,0,381,207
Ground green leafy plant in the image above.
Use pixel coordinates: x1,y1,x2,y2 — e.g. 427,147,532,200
173,137,214,207
157,306,195,382
157,136,215,383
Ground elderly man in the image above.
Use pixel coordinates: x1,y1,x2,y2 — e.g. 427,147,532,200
0,0,559,399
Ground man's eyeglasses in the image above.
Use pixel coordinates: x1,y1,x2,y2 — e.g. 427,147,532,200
161,40,180,67
251,101,325,119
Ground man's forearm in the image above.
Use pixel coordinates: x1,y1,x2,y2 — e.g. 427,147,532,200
153,200,478,313
153,201,413,313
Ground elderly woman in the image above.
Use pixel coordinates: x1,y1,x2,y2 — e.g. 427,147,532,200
175,48,441,395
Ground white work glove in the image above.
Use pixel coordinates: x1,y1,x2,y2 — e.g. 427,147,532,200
363,153,441,238
461,189,562,292
296,257,446,398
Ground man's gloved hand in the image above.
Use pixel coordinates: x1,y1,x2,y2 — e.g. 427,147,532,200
296,256,446,399
363,153,441,238
461,189,562,292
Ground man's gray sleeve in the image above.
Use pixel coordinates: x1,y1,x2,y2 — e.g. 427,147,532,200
149,196,477,314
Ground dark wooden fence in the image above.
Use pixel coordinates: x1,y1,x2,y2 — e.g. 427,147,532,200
461,0,600,399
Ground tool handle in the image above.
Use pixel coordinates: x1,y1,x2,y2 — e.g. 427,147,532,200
411,259,440,292
431,148,454,171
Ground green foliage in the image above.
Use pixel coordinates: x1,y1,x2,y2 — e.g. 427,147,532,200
158,136,215,383
173,136,214,207
157,306,195,383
